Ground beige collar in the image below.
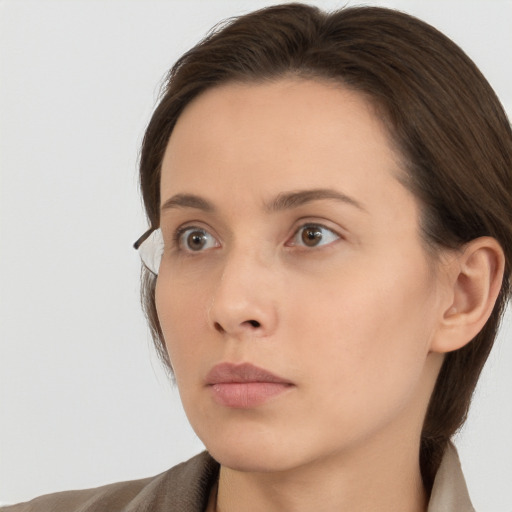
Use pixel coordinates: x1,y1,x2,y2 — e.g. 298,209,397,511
428,442,475,511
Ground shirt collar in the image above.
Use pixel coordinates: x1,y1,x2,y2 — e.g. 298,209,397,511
427,442,475,511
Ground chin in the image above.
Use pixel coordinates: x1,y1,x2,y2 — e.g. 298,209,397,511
208,442,294,473
198,425,303,473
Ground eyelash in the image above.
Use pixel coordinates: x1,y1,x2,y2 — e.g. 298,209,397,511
172,223,341,253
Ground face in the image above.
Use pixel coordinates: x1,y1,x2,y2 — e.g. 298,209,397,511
156,79,447,472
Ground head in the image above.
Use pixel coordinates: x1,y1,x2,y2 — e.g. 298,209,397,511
137,3,512,490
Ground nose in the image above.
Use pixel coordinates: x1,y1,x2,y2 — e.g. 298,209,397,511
207,249,278,338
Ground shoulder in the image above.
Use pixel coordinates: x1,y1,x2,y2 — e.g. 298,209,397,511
1,452,219,512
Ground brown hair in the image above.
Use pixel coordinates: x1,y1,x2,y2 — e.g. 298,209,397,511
138,3,512,490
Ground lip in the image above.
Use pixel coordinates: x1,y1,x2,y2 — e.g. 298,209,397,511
206,362,294,408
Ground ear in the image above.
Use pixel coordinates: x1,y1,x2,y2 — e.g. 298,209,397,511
430,236,505,354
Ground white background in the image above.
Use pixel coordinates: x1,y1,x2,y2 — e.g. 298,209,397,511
1,0,511,509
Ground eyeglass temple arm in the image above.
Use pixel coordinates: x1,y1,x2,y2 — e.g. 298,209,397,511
133,227,156,250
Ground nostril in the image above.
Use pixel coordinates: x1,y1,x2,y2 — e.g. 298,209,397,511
213,319,261,333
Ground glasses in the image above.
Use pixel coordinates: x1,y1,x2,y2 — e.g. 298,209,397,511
133,228,164,275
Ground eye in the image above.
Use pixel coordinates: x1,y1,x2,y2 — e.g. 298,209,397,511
288,224,340,248
176,227,220,252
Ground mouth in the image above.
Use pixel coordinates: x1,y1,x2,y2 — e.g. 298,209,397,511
205,362,294,408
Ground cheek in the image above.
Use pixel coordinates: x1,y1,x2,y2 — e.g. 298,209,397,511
155,272,210,376
287,256,438,408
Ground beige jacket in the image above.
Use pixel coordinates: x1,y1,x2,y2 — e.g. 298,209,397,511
1,443,475,511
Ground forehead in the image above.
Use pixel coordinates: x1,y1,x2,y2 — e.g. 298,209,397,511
160,78,409,216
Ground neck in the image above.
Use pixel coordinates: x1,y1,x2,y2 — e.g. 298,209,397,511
215,433,427,512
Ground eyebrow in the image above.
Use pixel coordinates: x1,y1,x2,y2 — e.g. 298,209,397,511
161,193,214,212
266,188,366,213
160,188,366,214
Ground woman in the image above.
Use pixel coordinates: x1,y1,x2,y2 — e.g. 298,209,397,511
2,3,511,511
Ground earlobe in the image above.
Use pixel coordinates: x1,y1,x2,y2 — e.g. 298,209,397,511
430,237,505,354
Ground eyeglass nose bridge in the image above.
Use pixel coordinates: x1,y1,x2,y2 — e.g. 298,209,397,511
133,227,164,275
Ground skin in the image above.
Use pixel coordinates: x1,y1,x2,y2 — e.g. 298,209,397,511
154,78,491,512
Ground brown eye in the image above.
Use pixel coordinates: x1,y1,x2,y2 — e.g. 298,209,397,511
301,226,323,246
187,231,207,250
178,227,219,252
290,224,340,248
